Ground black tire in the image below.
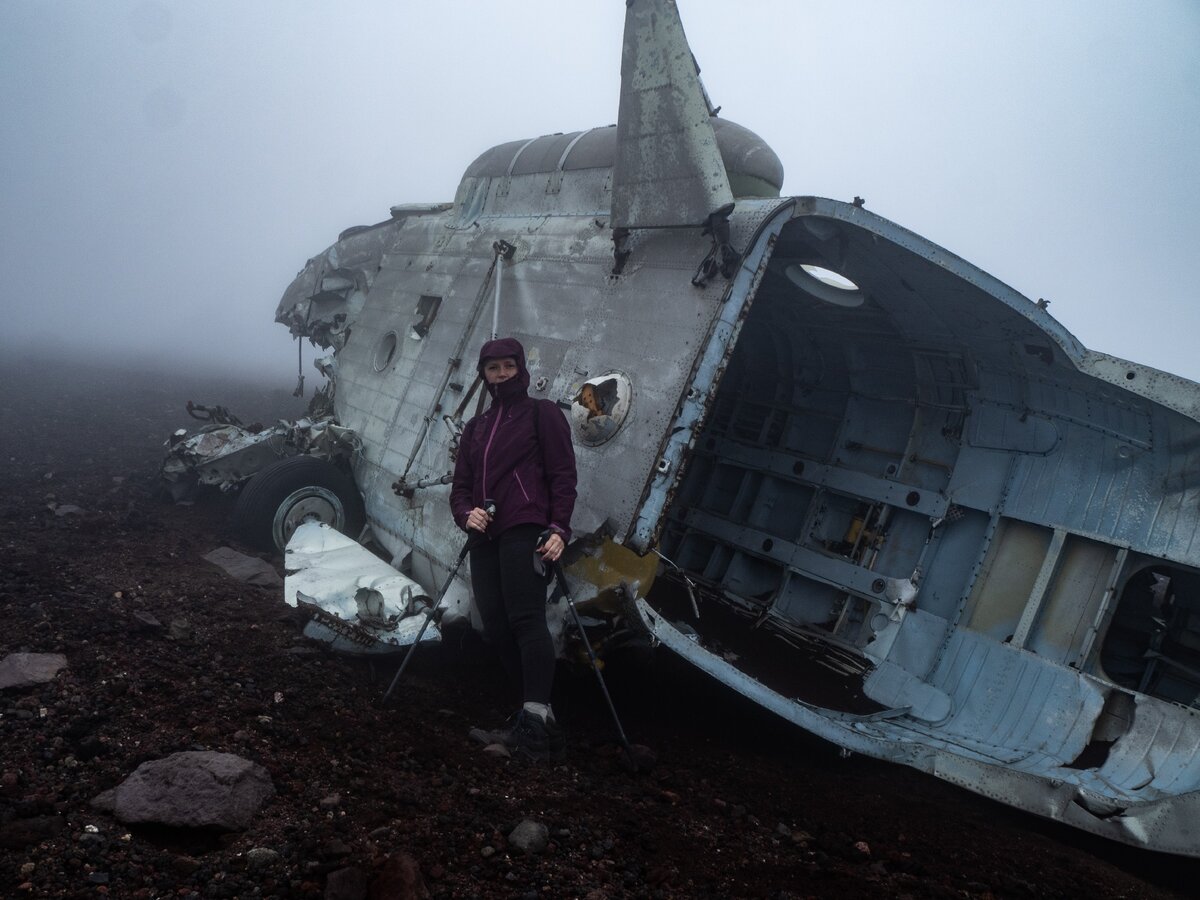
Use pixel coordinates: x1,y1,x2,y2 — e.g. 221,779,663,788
231,455,365,553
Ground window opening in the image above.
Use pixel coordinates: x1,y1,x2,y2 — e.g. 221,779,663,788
410,295,442,340
1101,566,1200,707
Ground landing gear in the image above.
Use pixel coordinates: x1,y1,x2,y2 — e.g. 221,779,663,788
232,456,365,553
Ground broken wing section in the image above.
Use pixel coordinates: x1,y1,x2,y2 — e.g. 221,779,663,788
284,523,442,654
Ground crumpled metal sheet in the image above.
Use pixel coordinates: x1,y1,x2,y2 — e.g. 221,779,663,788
633,598,1200,856
283,523,437,654
160,414,360,494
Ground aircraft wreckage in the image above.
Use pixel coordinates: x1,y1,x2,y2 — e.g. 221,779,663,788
164,0,1200,856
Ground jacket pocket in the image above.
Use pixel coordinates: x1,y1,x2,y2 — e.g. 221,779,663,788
513,469,531,502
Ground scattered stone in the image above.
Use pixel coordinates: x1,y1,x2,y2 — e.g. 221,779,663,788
202,547,283,587
2,771,19,788
775,823,791,838
19,862,35,877
480,845,496,858
369,852,430,899
853,840,871,858
323,838,351,858
0,652,69,690
53,504,85,517
168,618,192,641
368,826,391,841
172,855,201,875
508,819,549,854
94,751,274,830
246,847,280,869
131,611,164,632
319,792,342,810
325,865,368,900
482,743,511,759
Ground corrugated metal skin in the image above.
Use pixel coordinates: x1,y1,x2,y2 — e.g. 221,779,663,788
1002,408,1200,566
927,629,1103,765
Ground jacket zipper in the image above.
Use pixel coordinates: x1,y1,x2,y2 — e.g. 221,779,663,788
480,400,504,502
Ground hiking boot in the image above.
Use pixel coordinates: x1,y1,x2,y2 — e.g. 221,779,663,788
468,711,520,747
510,709,566,762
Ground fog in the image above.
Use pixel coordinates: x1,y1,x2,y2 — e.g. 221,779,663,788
3,0,1197,384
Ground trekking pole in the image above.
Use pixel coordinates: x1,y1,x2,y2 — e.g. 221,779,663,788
552,557,635,762
381,501,494,705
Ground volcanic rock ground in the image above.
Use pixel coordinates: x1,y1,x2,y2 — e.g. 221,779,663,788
1,350,1197,899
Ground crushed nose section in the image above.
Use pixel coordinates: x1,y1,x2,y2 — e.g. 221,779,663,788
159,392,358,500
274,218,399,348
611,0,734,230
283,522,452,654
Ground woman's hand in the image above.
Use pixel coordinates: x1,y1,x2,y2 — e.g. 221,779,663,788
538,531,565,562
465,506,493,533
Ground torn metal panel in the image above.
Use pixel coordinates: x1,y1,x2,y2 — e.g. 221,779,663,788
160,406,359,497
283,523,440,653
161,425,287,495
635,598,1200,854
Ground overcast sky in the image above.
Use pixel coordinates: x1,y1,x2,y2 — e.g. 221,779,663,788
3,0,1197,385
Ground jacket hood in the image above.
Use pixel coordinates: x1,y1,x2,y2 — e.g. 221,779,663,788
478,337,530,400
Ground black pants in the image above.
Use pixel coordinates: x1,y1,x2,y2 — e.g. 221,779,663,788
469,524,555,704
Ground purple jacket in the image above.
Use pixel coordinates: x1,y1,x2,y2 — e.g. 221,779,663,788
450,338,578,540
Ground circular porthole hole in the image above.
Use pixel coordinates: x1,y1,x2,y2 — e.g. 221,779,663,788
373,331,398,371
761,539,774,552
1125,371,1136,381
800,264,858,290
785,264,865,308
792,461,805,476
905,491,920,507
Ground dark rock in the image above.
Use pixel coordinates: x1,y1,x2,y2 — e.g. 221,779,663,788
246,847,281,869
325,865,369,900
202,547,283,587
97,751,274,830
0,652,68,689
508,819,549,854
131,611,164,632
369,851,429,899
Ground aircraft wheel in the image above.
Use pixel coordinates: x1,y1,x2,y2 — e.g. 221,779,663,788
232,456,365,553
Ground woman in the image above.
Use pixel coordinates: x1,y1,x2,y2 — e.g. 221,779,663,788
450,337,577,760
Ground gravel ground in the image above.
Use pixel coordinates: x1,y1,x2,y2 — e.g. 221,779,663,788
1,350,1196,899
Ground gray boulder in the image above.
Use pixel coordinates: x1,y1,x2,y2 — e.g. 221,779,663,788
0,653,68,690
508,819,549,854
94,751,274,830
